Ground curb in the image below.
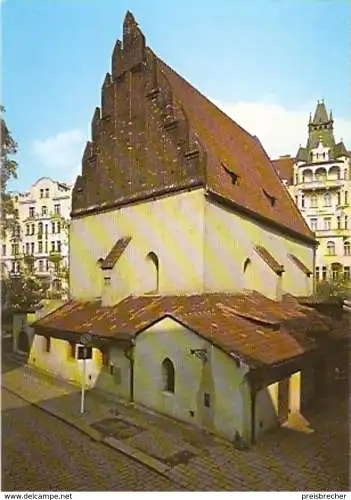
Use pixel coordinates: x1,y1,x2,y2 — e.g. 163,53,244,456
2,383,186,490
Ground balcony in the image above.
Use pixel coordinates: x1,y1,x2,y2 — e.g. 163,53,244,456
315,228,350,238
298,179,343,190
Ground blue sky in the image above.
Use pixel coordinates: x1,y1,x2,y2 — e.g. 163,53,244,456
2,0,350,192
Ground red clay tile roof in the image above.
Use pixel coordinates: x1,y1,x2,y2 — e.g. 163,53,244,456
157,56,314,242
254,245,284,275
33,291,331,367
272,157,294,184
288,254,312,276
101,237,132,270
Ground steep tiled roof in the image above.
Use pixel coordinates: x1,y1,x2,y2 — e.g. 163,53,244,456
101,237,132,270
288,254,312,276
157,56,314,242
272,157,294,184
33,291,338,367
254,245,284,275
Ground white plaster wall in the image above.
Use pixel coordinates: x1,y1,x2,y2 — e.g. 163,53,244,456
204,199,314,299
70,189,205,302
94,345,131,400
134,317,249,442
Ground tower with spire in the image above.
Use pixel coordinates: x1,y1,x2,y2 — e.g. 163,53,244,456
286,100,351,291
296,100,348,163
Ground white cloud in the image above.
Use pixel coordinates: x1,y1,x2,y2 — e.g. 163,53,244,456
212,99,351,158
32,129,86,183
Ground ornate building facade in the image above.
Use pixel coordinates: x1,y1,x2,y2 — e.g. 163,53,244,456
2,177,72,297
274,101,350,286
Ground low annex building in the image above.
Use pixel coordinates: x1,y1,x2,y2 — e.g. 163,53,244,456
31,12,348,445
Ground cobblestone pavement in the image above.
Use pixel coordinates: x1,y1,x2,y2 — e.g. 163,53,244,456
2,389,185,492
2,355,350,491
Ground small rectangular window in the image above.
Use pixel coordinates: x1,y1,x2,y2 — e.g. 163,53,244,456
104,277,111,286
31,242,35,254
322,266,327,280
38,241,43,253
39,260,43,272
345,216,348,230
345,191,349,205
45,188,49,198
45,337,51,353
68,341,76,359
344,267,350,281
315,267,319,282
54,204,61,215
40,189,44,198
2,244,6,256
29,207,35,217
204,393,211,408
42,206,47,217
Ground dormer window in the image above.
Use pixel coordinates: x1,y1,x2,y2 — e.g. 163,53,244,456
222,163,239,185
262,189,276,207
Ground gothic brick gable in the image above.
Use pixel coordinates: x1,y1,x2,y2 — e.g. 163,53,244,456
72,12,205,215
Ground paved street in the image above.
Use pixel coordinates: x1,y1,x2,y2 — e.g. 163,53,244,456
2,389,184,491
2,353,350,492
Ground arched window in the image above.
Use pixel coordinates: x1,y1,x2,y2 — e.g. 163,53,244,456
315,168,327,182
146,251,159,293
344,241,350,256
327,241,335,256
162,358,175,393
302,169,313,183
328,166,341,181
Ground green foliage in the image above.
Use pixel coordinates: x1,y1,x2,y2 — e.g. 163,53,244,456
315,279,351,301
2,270,50,313
1,105,18,237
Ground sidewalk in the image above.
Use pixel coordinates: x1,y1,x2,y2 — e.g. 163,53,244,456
2,356,349,491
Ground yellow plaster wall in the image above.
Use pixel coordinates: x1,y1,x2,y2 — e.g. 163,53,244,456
70,189,205,302
204,200,314,299
29,335,132,400
134,317,250,442
29,335,102,388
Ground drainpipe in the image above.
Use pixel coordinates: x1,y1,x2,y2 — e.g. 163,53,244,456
124,340,135,403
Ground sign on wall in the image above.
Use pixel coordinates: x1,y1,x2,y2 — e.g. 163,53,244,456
77,345,93,360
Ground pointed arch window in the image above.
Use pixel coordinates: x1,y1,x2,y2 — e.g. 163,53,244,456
146,251,159,293
162,358,175,393
243,258,251,273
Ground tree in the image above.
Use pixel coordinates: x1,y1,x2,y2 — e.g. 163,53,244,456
2,270,50,313
1,105,18,237
315,278,351,302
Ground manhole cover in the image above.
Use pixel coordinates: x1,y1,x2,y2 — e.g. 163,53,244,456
92,418,144,439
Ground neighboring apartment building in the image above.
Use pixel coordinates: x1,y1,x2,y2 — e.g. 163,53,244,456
273,101,351,285
2,177,72,297
31,13,348,445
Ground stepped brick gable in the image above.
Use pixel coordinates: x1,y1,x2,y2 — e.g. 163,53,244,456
72,11,314,243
